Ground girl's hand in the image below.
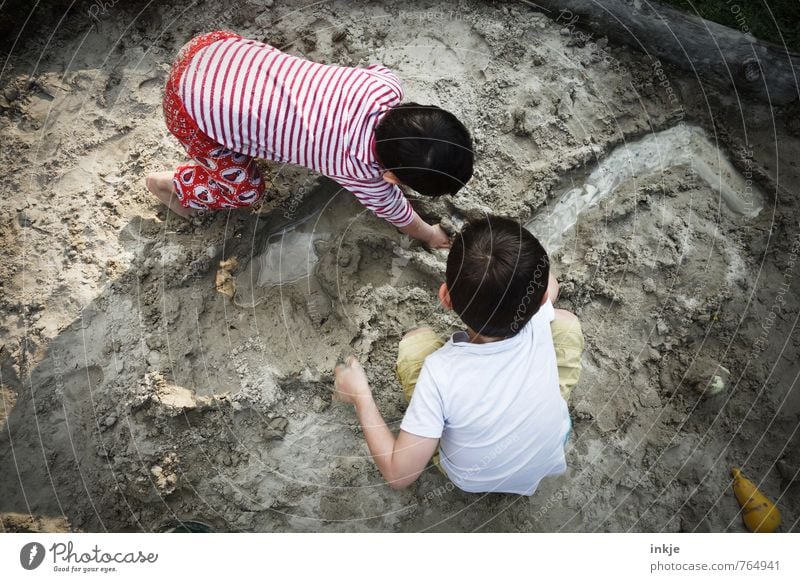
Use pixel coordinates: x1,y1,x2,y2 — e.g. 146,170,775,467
334,356,372,405
426,224,451,249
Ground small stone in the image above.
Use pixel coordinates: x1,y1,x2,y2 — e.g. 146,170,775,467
266,416,288,440
638,386,662,408
104,414,118,428
17,211,33,227
642,278,657,293
707,374,726,396
4,86,19,102
777,459,796,482
146,350,161,366
560,27,571,36
311,395,329,413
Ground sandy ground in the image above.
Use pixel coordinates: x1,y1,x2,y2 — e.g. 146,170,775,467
1,0,799,532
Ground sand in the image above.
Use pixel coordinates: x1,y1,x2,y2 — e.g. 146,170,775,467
0,0,798,532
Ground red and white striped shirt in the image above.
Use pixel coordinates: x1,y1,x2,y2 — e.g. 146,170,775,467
179,36,414,227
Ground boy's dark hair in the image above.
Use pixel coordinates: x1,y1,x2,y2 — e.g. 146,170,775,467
374,103,473,197
446,216,550,338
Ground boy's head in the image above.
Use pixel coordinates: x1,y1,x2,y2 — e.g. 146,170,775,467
442,216,550,338
374,103,473,197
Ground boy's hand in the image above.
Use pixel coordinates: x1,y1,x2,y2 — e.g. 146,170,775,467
426,224,451,249
334,356,372,405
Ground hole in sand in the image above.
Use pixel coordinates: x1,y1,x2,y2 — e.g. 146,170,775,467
252,215,326,288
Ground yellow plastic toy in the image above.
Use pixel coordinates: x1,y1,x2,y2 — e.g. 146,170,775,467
731,467,781,533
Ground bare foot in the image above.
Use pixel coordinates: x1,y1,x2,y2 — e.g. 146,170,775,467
145,171,194,219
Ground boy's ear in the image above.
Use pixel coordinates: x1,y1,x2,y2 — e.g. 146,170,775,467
382,171,401,185
438,283,453,310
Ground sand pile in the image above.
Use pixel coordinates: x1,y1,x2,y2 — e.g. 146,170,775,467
0,0,798,532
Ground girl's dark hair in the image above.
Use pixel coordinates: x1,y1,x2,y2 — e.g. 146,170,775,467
446,216,550,338
374,103,473,197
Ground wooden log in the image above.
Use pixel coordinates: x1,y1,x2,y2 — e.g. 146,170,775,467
527,0,800,105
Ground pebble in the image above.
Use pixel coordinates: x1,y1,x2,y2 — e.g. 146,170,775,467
311,395,329,413
4,86,18,102
104,414,118,428
642,278,657,293
560,27,571,36
17,211,33,227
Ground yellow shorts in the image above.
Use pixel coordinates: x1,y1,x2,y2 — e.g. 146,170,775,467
396,328,445,403
550,317,584,401
396,319,584,403
395,328,446,471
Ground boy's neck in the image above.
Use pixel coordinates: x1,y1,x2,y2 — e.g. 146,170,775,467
465,328,506,344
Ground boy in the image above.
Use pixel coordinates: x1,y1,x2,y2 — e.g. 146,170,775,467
147,31,473,248
333,216,584,494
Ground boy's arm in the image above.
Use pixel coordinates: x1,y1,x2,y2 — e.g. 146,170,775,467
334,356,439,489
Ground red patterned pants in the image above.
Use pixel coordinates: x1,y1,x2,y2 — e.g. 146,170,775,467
163,31,265,210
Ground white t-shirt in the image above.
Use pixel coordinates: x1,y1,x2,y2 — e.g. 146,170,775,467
400,299,570,495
